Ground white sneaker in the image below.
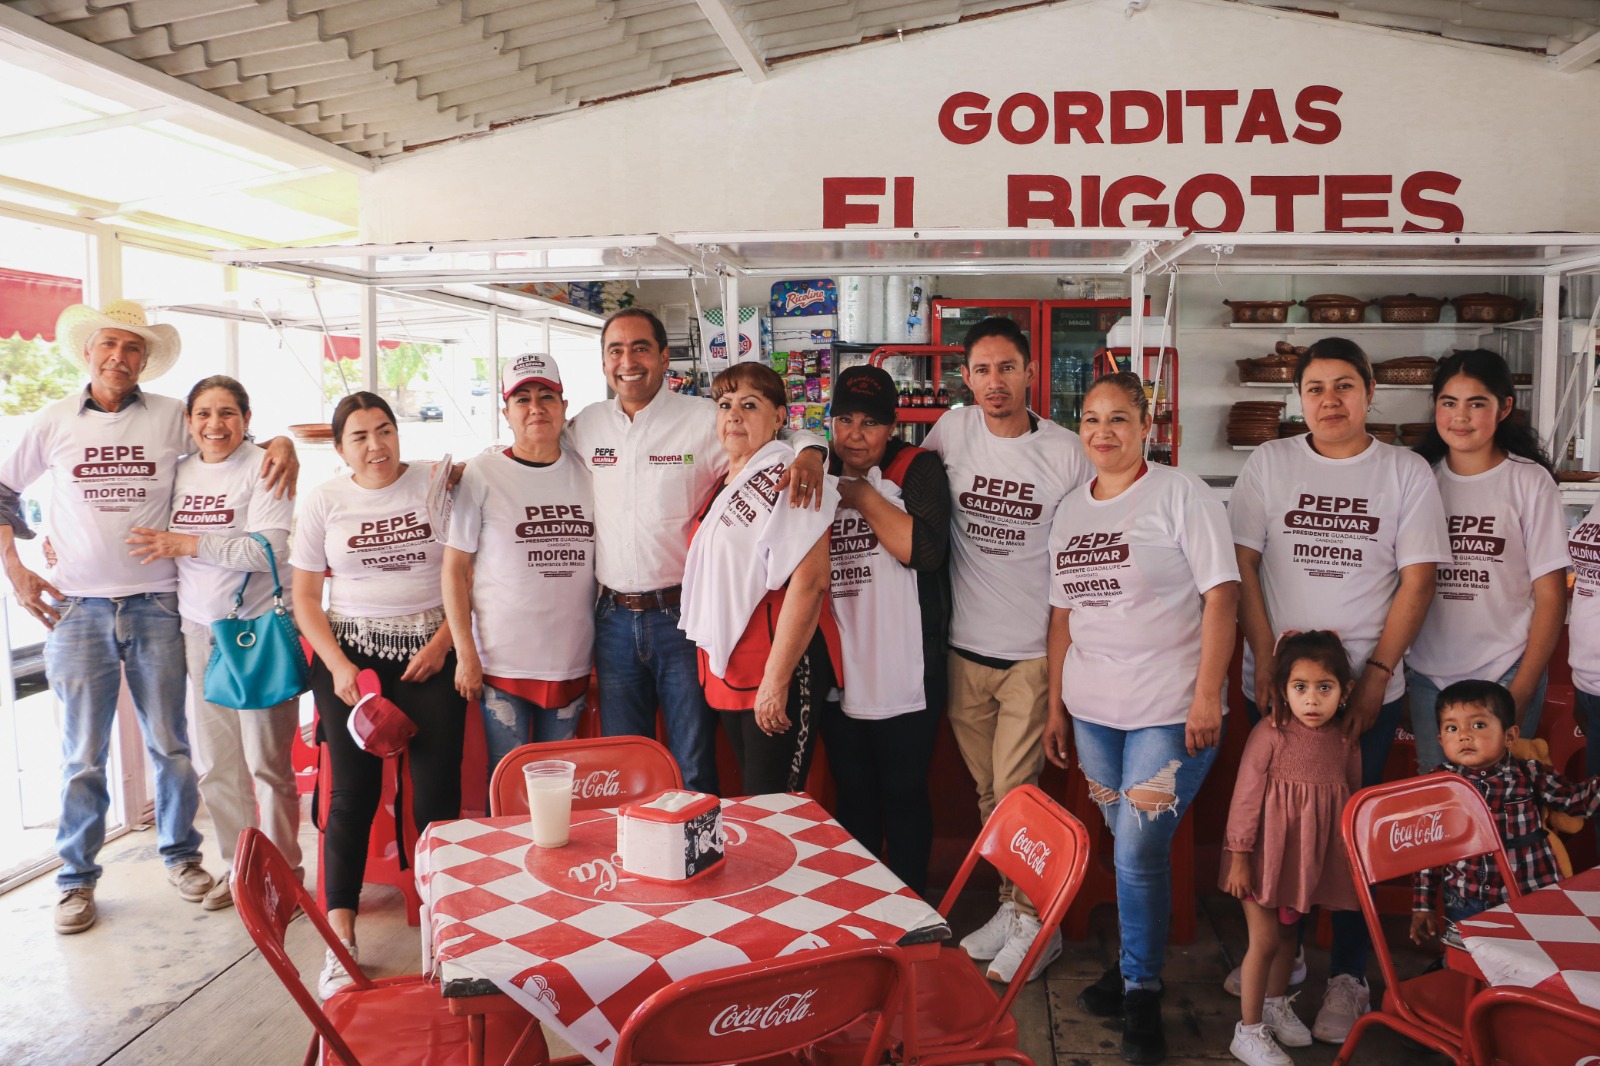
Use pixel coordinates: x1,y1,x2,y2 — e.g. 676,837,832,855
986,912,1061,983
317,939,359,1001
1312,974,1370,1044
1230,1021,1292,1066
1224,948,1306,996
1262,993,1313,1047
959,901,1017,962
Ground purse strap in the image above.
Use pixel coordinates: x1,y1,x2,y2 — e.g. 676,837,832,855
229,532,284,616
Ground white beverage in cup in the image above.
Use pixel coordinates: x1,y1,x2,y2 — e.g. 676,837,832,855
524,760,576,848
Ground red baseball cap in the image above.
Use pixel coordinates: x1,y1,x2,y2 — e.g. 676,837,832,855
501,352,563,399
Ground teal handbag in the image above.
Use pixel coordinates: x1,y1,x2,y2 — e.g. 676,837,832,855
205,532,311,710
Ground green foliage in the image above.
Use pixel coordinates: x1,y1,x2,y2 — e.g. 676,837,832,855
0,335,81,416
318,341,442,415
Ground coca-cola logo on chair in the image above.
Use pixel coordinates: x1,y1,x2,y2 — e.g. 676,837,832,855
1388,810,1446,852
1010,826,1050,877
571,769,622,800
709,989,816,1036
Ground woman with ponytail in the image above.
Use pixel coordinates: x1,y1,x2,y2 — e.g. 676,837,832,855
1407,349,1570,771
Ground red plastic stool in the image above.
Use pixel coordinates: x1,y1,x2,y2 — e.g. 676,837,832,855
315,742,423,926
1062,765,1196,944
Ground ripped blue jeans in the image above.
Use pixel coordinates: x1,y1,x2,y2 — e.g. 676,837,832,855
1071,717,1221,989
480,684,583,788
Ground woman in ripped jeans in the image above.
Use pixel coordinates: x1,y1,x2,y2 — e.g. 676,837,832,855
1042,373,1240,1066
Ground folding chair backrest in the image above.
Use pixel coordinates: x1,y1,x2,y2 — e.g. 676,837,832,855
937,785,1091,1021
1465,986,1600,1066
490,736,684,816
612,943,907,1066
234,828,369,1066
1343,773,1519,890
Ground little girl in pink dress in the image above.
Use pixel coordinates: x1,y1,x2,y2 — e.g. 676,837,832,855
1221,630,1362,1066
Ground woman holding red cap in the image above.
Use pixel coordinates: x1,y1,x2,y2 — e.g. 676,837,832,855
292,391,464,1001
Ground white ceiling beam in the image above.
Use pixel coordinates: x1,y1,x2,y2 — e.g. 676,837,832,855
1554,27,1600,73
0,5,376,173
692,0,767,82
94,164,334,217
0,104,184,149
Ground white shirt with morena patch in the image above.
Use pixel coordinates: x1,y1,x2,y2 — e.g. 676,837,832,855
1569,500,1600,695
1049,464,1239,730
923,405,1093,661
1230,434,1451,704
1407,456,1570,691
169,442,294,626
0,389,186,598
447,449,595,682
829,470,924,719
290,462,446,617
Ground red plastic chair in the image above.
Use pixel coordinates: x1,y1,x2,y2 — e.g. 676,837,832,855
818,784,1090,1066
489,736,683,816
613,942,908,1066
1464,985,1600,1066
1333,773,1523,1066
233,828,542,1066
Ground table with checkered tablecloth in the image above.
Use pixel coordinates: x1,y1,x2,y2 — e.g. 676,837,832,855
415,792,949,1066
1456,867,1600,1009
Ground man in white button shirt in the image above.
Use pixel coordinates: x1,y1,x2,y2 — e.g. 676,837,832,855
568,309,826,793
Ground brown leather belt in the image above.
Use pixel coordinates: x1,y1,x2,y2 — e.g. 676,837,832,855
602,585,682,611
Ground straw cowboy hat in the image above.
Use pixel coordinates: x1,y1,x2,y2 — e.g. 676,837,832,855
55,300,181,381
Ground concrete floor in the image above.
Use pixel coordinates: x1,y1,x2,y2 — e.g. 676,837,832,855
0,806,1444,1066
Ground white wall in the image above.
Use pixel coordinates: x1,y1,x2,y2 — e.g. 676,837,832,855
364,0,1600,240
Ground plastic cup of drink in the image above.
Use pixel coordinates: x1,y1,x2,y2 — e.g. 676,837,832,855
523,760,576,848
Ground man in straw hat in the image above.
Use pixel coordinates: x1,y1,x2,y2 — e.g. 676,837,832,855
0,300,298,934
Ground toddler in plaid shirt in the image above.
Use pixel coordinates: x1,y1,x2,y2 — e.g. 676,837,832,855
1410,679,1600,944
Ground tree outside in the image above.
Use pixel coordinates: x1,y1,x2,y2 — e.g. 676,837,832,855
318,340,442,416
0,335,80,416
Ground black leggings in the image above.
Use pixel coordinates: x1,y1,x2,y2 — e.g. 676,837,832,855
717,634,826,795
313,641,466,913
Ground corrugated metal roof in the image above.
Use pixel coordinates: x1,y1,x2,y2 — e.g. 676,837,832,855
2,0,1597,161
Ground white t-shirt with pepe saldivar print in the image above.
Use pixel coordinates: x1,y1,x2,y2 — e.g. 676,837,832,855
290,462,446,617
169,442,294,626
1569,501,1600,696
446,449,596,682
924,406,1093,662
1407,456,1570,691
1049,463,1239,730
1231,434,1451,705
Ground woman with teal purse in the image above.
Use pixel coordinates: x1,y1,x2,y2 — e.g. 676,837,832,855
126,375,300,913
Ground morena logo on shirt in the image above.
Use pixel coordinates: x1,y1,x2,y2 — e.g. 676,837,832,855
1283,493,1379,535
958,474,1042,521
648,453,693,466
348,511,433,549
1055,531,1130,569
1447,514,1505,558
73,444,156,480
590,448,618,466
830,514,879,554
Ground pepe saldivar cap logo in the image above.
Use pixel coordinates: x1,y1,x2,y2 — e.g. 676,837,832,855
501,352,563,398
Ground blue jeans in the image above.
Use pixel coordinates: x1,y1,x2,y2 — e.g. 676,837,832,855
1579,688,1600,853
480,684,583,786
1246,696,1402,980
46,593,203,889
1408,663,1547,773
594,599,718,794
1071,717,1222,989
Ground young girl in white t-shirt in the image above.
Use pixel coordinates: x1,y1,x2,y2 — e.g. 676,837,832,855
1406,349,1570,771
1223,630,1361,1066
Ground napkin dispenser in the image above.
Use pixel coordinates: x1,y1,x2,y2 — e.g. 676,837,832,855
617,790,725,882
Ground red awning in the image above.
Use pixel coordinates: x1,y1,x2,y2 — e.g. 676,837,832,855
323,335,403,362
0,267,84,342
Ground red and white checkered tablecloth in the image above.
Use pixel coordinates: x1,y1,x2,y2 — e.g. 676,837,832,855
1457,867,1600,1009
416,792,948,1066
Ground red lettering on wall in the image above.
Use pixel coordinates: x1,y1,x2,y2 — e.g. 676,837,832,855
1235,88,1288,143
938,92,990,144
1052,91,1104,143
1082,175,1102,226
1292,85,1342,144
1251,175,1320,231
1109,90,1163,144
1400,171,1465,232
1165,89,1184,143
1184,89,1238,143
1174,173,1245,231
1102,175,1168,226
893,177,915,226
998,93,1049,144
1325,173,1393,232
1008,175,1074,226
822,177,884,228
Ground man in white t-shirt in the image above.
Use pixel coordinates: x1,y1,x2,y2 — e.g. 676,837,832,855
923,316,1093,983
0,301,296,936
567,309,826,794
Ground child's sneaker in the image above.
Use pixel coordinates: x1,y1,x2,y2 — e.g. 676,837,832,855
1262,993,1313,1047
1230,1021,1292,1066
1223,948,1306,996
1312,974,1370,1043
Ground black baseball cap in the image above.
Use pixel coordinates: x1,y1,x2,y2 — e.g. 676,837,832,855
830,365,897,424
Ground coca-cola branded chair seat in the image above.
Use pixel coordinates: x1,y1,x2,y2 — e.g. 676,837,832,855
490,736,683,817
